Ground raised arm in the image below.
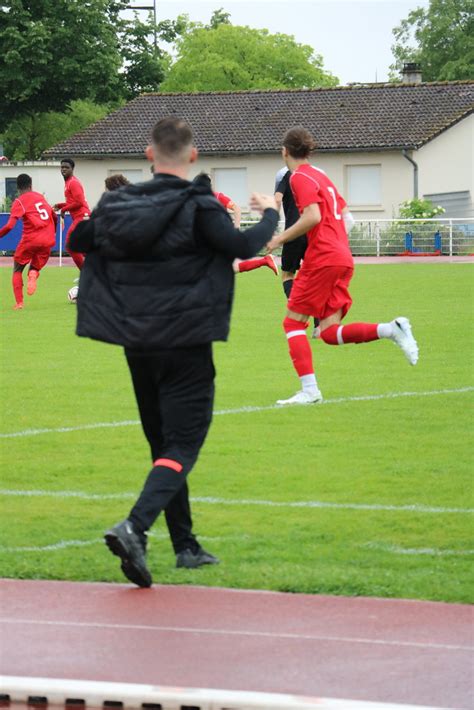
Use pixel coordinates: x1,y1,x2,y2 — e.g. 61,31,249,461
196,194,278,260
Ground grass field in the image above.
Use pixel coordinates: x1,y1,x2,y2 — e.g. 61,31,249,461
1,262,473,602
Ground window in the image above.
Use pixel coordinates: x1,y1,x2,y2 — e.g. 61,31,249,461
107,169,144,183
212,168,247,207
346,165,382,206
5,178,17,203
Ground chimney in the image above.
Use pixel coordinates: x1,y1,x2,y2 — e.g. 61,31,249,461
402,62,423,84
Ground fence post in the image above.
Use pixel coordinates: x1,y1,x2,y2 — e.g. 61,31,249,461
449,220,453,257
375,222,380,257
59,215,63,268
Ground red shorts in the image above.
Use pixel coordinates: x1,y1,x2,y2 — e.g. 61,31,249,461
14,242,52,271
288,265,354,320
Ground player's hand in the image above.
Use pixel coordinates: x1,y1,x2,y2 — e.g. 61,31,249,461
266,236,281,253
249,193,277,214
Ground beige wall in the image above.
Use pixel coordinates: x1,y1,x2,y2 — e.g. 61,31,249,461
0,161,65,207
417,114,473,200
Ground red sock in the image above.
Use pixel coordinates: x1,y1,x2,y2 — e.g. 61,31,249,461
283,317,313,376
69,250,85,270
321,322,379,345
12,272,23,305
238,257,267,273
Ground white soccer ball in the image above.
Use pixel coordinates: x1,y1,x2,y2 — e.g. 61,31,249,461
68,286,79,303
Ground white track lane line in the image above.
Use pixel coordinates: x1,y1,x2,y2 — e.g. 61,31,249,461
1,386,473,439
0,674,452,710
0,618,472,652
0,488,472,514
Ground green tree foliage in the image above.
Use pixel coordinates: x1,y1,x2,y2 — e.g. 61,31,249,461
2,100,112,161
160,23,338,92
0,0,126,125
0,1,184,157
390,0,474,81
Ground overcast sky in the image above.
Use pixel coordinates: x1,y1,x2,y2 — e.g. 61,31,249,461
130,0,429,85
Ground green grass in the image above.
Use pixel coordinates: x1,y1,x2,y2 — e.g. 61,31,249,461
1,263,473,602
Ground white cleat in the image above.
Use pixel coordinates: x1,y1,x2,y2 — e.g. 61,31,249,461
390,317,419,365
276,389,323,406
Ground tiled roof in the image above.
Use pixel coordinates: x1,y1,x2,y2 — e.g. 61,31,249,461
43,82,474,157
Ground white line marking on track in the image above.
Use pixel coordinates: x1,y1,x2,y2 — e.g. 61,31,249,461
1,386,472,439
0,618,472,652
0,488,472,514
361,542,474,556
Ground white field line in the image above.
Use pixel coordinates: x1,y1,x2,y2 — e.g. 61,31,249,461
0,536,471,557
1,488,473,514
0,618,472,652
1,386,473,439
0,531,248,553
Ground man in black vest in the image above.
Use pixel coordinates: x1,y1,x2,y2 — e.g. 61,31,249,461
69,117,279,587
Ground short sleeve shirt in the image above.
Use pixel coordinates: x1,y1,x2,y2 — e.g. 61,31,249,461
275,169,300,229
8,191,56,247
290,164,353,268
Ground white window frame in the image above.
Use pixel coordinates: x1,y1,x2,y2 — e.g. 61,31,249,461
345,164,382,208
212,168,248,208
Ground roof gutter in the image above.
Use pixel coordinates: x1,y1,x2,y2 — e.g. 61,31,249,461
402,149,419,199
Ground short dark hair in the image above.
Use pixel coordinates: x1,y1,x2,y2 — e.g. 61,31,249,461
61,157,75,169
17,173,32,190
105,174,130,191
282,127,317,159
151,117,193,159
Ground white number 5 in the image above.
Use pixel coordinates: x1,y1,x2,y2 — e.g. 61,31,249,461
35,202,49,221
327,187,342,220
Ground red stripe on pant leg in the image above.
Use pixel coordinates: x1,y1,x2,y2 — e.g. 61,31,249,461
153,458,183,472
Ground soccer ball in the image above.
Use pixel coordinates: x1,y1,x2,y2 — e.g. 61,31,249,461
68,286,79,303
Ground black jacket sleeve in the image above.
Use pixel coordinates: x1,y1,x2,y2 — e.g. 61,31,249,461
68,218,95,253
195,206,279,259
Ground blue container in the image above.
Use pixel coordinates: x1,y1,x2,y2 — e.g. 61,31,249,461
0,213,72,254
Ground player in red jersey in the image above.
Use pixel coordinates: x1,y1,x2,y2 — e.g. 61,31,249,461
266,127,418,406
204,176,278,276
0,173,57,309
53,158,90,271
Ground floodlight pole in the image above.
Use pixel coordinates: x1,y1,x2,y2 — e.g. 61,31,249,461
127,1,157,50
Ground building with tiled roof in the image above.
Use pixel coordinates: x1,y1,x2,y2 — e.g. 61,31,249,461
2,81,474,218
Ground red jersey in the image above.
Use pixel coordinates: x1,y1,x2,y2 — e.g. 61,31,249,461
290,164,353,268
214,191,234,210
56,175,90,221
0,191,56,247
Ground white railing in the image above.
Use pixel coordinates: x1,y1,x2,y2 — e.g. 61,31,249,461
239,218,474,257
348,218,474,257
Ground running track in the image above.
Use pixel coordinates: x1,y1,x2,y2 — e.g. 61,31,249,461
0,579,472,708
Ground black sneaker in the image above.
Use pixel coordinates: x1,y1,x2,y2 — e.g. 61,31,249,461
104,519,152,588
176,547,220,569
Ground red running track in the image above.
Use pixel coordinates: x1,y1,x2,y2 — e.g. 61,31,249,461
0,579,472,708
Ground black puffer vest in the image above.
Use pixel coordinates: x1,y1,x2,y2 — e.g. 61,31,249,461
76,174,235,350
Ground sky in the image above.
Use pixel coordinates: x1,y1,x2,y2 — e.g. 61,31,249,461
128,0,430,85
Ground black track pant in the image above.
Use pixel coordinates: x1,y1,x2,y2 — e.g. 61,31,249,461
125,344,215,554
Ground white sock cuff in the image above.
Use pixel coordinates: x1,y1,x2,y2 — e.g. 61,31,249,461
377,322,392,339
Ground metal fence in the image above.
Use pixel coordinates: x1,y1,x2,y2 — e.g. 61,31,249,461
347,218,474,257
240,218,474,257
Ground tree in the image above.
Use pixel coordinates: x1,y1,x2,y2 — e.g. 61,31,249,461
0,0,127,126
160,23,338,92
390,0,474,81
0,2,184,157
1,100,112,161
